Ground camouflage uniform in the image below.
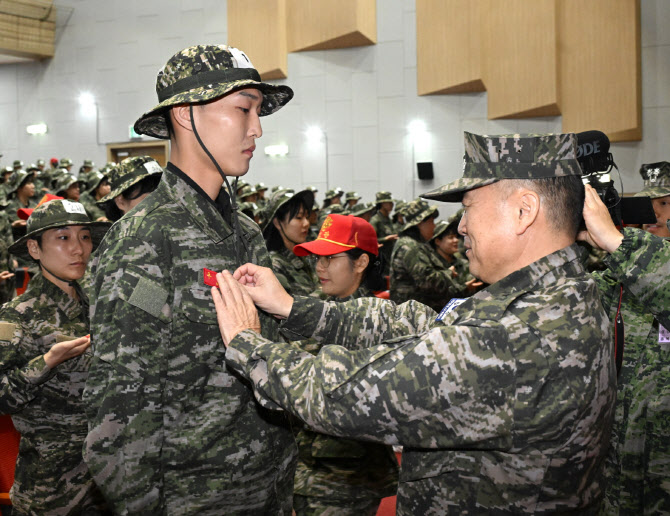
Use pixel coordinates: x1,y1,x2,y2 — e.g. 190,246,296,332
0,274,108,515
293,287,398,516
79,191,107,222
595,237,670,512
369,192,396,274
390,200,458,312
270,247,319,297
0,210,13,304
83,165,298,515
223,132,617,513
226,243,614,514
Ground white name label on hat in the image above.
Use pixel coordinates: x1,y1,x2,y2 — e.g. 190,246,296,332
659,324,670,343
62,200,87,215
144,162,162,174
229,47,255,69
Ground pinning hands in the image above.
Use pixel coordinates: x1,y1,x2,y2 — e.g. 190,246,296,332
578,184,624,253
232,263,294,319
44,335,91,368
211,271,261,347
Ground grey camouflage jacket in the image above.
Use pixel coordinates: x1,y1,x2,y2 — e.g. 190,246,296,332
83,168,297,515
0,273,108,515
225,243,615,514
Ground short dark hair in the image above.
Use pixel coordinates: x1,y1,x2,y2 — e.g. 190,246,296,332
264,196,312,252
497,176,585,238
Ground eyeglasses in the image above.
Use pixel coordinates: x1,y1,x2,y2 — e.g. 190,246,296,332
309,254,348,268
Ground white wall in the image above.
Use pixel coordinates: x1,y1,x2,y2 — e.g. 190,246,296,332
1,0,668,217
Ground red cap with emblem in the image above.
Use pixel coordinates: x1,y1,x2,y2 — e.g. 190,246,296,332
293,214,378,257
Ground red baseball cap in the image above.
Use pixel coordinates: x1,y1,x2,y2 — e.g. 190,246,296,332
294,214,379,257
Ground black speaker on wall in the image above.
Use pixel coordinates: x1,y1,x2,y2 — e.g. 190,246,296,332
417,162,434,180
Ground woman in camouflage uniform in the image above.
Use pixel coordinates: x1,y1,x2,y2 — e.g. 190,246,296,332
262,188,319,296
0,199,110,515
79,170,111,222
290,213,398,516
389,199,461,312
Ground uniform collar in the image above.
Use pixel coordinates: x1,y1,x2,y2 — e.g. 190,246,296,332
26,272,84,321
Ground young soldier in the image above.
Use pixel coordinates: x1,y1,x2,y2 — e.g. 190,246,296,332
83,45,297,515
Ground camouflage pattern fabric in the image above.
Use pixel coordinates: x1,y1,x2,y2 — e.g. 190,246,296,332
293,286,398,512
270,247,320,297
634,161,670,199
592,228,670,515
0,273,108,514
369,212,395,275
430,248,478,300
134,44,294,139
389,234,460,312
0,211,13,304
423,132,582,202
83,167,297,515
225,243,615,514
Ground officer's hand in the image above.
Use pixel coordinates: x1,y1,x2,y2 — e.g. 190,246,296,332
578,184,624,253
44,335,90,368
211,271,261,347
232,263,294,319
466,277,483,291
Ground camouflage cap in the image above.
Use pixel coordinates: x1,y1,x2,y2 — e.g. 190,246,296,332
82,159,95,168
238,201,258,217
422,131,583,203
97,156,163,204
344,191,361,202
317,203,346,227
375,191,394,204
9,199,110,261
323,188,341,201
304,185,318,194
6,169,35,196
26,163,39,172
238,184,257,199
134,44,294,139
255,182,269,192
54,173,81,195
634,161,670,199
351,201,376,217
261,188,314,231
401,198,439,233
36,158,45,167
12,160,23,168
60,157,73,167
86,170,108,193
393,200,407,215
431,210,462,242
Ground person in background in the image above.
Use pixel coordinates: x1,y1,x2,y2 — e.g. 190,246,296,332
344,191,361,208
79,171,111,222
391,200,407,234
370,191,398,275
254,182,268,207
429,212,483,301
262,188,319,296
288,213,397,515
390,198,460,312
350,202,376,222
0,199,110,514
53,174,82,202
95,156,162,222
591,162,670,514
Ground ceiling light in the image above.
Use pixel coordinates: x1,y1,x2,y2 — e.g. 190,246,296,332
264,144,289,157
26,123,48,135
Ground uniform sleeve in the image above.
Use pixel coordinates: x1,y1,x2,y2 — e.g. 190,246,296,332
399,242,460,297
0,320,56,414
280,295,439,349
82,233,173,515
226,322,514,449
604,228,670,327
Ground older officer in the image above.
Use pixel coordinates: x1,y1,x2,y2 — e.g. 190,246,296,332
212,132,616,514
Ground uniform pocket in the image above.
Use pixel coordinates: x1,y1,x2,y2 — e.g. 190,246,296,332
180,286,218,326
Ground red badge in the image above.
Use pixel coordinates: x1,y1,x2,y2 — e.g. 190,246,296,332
203,268,218,287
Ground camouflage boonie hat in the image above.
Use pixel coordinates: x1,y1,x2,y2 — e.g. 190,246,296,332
238,184,257,199
134,44,294,139
26,163,39,172
86,170,108,193
344,191,361,203
255,182,268,192
97,156,163,204
54,174,81,195
394,200,407,215
36,159,45,167
82,159,95,168
261,188,314,231
423,131,583,203
431,210,463,242
304,185,318,194
375,191,394,204
6,169,35,197
9,199,111,261
60,158,73,167
351,202,375,218
634,161,670,199
401,199,439,233
317,203,346,227
12,160,23,168
323,188,341,201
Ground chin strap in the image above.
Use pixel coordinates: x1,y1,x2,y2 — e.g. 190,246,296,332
40,263,89,313
189,105,249,265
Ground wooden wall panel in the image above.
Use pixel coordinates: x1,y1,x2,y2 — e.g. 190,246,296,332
416,0,484,95
558,0,641,141
227,0,287,80
287,0,376,52
480,0,560,119
0,0,55,60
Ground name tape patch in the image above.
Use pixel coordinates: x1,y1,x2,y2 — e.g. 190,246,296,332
659,325,670,344
144,161,163,174
435,298,466,322
62,200,87,215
